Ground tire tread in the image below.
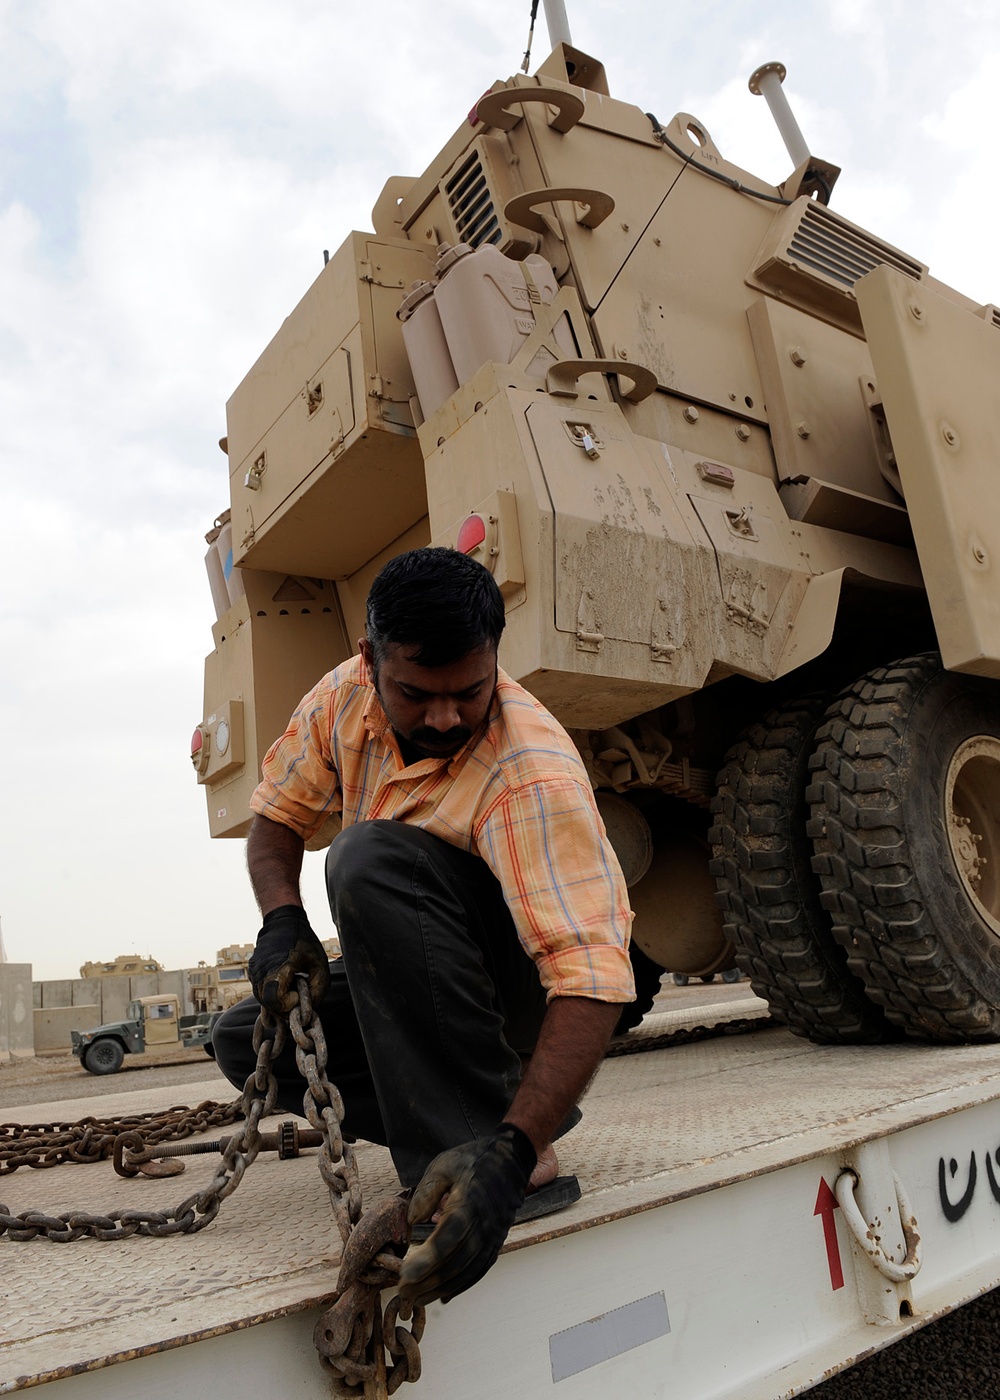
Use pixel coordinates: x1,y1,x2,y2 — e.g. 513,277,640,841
808,652,1000,1043
710,699,893,1045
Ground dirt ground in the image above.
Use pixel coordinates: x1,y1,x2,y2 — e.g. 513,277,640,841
0,975,753,1113
0,1045,233,1111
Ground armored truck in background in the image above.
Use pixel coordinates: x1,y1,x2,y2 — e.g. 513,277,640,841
193,41,1000,1047
187,941,340,1016
79,954,164,979
188,945,253,1016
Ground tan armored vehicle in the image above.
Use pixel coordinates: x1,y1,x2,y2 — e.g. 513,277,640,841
194,42,1000,1046
188,944,254,1014
79,954,164,978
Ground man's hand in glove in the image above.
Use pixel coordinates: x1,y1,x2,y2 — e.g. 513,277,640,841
398,1123,536,1308
248,904,330,1014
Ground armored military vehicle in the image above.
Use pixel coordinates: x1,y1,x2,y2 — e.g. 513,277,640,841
193,40,1000,1046
79,954,164,978
71,995,219,1074
188,945,254,1016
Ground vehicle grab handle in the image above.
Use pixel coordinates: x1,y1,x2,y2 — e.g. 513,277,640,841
475,87,585,133
504,187,614,232
546,359,658,404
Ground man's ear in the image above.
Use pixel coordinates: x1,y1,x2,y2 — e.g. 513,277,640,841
358,638,372,666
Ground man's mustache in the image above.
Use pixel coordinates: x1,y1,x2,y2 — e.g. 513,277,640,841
409,726,472,751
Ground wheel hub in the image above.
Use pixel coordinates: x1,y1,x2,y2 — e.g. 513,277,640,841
945,736,1000,937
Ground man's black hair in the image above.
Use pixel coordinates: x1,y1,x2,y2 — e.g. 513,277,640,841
365,547,505,668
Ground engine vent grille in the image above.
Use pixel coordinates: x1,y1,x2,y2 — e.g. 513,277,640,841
750,198,927,334
445,151,502,249
787,203,923,290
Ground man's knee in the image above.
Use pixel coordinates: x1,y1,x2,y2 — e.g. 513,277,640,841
326,821,452,917
327,820,442,886
326,820,383,889
327,825,415,955
327,822,477,960
326,825,387,935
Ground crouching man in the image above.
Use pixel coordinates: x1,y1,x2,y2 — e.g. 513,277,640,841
213,546,634,1306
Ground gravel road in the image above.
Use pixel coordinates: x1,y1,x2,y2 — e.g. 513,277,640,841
809,1289,1000,1399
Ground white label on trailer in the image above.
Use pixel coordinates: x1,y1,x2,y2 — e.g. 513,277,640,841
548,1291,670,1382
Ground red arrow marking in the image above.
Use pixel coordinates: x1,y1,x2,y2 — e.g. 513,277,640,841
814,1177,844,1290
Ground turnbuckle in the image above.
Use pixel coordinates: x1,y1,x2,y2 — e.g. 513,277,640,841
114,1120,322,1178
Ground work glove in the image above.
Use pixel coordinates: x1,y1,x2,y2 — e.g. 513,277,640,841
398,1122,536,1307
248,904,330,1014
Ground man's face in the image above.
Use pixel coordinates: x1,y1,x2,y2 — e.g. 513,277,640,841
361,640,498,759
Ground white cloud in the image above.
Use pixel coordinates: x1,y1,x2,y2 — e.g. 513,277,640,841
914,47,1000,301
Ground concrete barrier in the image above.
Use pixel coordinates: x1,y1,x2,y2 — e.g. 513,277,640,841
158,970,186,1002
100,976,131,1023
0,964,34,1062
33,1004,100,1055
32,968,218,1025
41,980,73,1008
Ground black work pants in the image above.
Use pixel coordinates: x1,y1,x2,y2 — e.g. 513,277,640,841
213,821,548,1186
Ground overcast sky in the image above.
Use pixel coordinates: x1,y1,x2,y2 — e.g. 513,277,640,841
3,0,998,982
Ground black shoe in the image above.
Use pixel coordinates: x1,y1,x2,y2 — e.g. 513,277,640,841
409,1174,581,1243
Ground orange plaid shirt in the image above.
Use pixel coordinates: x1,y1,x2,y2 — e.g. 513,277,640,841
251,654,634,1004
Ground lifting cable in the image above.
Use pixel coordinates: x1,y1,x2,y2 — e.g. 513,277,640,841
646,111,793,207
521,0,541,73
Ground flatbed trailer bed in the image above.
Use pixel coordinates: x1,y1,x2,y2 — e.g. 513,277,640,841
4,999,1000,1398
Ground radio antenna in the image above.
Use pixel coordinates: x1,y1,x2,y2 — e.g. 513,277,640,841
543,0,572,49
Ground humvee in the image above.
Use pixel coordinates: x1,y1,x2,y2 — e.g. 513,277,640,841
71,995,219,1074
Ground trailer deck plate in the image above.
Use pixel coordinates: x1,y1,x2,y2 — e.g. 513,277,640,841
4,1001,1000,1393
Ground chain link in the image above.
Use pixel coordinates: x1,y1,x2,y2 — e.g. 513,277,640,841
0,1012,284,1240
0,979,426,1397
289,978,425,1397
2,992,764,1392
0,1099,245,1175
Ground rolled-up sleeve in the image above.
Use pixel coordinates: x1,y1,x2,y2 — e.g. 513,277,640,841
249,677,343,842
477,776,635,1003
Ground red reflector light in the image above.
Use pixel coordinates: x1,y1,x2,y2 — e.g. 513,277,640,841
190,728,203,755
457,514,487,554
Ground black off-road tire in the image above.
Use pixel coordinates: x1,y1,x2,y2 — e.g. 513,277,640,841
710,699,894,1044
614,944,665,1035
83,1037,125,1075
807,654,1000,1043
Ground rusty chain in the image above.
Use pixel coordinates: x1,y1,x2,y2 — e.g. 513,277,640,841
0,1010,284,1241
288,978,425,1397
0,1099,245,1175
0,978,426,1397
0,991,763,1389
